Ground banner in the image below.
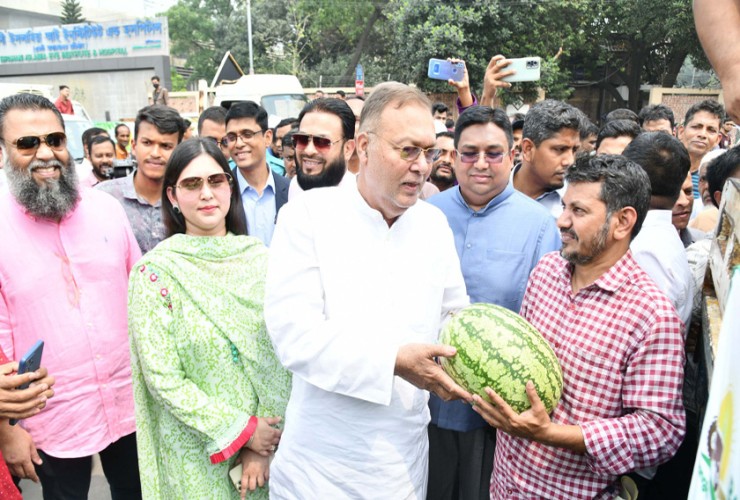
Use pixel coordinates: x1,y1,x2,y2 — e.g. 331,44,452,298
0,17,169,65
689,266,740,499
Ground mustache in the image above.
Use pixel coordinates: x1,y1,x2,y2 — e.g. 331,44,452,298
29,159,66,171
560,228,578,241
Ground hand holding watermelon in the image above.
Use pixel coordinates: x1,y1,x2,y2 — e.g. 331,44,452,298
395,343,473,402
438,303,563,414
471,381,551,440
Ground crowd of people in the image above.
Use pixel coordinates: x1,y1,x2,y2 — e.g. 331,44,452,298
0,43,739,500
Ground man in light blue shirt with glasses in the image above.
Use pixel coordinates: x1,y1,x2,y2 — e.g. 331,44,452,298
224,101,289,246
426,105,561,500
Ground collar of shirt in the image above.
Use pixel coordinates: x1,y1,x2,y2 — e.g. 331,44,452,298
236,166,275,197
641,208,672,228
452,181,515,215
124,171,161,207
557,249,639,294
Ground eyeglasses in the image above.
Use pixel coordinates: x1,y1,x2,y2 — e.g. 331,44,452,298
368,132,441,163
175,172,233,192
10,132,67,152
221,129,265,147
456,150,506,165
203,136,224,147
292,133,342,152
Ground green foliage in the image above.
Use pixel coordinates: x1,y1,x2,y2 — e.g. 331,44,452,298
60,0,85,25
170,68,188,91
162,0,707,106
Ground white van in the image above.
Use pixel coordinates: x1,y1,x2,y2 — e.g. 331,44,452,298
214,74,308,128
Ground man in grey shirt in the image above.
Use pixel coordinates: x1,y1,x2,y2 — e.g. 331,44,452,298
98,105,184,253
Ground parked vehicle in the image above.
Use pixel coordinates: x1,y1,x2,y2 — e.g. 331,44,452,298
214,74,307,127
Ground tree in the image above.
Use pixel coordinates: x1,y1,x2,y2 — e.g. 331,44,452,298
60,0,85,25
570,0,709,111
385,0,589,103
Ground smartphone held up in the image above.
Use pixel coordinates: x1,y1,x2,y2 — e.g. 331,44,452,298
428,59,465,82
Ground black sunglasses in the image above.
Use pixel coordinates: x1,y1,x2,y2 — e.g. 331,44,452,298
11,132,67,152
292,133,342,151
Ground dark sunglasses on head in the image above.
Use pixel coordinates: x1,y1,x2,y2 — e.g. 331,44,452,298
12,132,67,151
175,172,233,191
220,129,265,147
292,133,342,151
457,150,506,165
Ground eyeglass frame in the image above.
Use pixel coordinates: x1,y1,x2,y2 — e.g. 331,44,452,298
220,129,266,148
455,149,508,165
367,131,441,163
291,133,343,152
174,172,234,192
7,132,68,153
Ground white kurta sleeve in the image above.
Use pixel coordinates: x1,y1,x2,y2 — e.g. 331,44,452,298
265,198,399,406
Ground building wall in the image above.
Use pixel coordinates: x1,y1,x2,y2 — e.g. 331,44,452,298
0,56,170,121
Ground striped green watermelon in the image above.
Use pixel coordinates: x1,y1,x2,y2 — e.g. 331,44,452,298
440,303,563,414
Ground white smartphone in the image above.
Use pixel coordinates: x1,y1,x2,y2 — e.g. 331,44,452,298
229,463,242,492
501,57,541,83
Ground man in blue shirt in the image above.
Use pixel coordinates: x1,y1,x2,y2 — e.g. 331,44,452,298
426,106,561,500
223,101,289,246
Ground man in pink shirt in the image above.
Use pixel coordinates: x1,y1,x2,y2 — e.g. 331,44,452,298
0,93,142,498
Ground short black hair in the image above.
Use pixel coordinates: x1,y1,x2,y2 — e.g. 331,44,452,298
436,131,454,140
454,106,513,150
0,93,64,142
197,106,227,135
336,90,346,98
282,129,297,148
580,120,599,140
622,131,690,202
87,135,116,155
151,75,160,81
82,127,109,154
225,101,268,131
566,154,652,240
114,123,130,136
432,102,449,115
274,117,299,133
523,99,582,146
162,138,247,236
596,119,642,149
134,105,186,142
298,98,355,140
605,108,640,124
638,104,675,129
706,146,740,208
59,85,69,91
684,99,725,126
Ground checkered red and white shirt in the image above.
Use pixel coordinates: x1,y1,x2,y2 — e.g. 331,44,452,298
491,251,686,500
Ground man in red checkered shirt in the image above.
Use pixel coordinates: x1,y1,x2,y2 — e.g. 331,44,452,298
473,154,686,499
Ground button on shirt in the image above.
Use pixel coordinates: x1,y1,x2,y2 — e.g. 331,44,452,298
427,183,561,432
96,171,165,254
492,251,685,499
0,189,141,457
265,182,469,499
235,167,277,246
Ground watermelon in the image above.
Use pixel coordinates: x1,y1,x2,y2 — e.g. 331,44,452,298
439,303,563,414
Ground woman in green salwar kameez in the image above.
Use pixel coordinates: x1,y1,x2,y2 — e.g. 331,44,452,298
128,138,291,499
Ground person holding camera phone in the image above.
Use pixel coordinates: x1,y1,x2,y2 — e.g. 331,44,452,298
0,350,55,500
128,138,290,499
